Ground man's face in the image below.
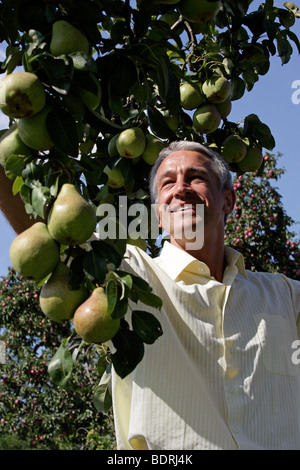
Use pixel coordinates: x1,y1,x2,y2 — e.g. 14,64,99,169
155,150,235,249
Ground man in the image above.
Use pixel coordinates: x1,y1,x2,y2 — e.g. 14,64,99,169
110,141,300,450
1,140,300,449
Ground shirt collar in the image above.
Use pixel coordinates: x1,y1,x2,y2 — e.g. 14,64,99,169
154,241,247,281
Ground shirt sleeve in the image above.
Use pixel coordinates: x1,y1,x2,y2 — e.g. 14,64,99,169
280,274,300,338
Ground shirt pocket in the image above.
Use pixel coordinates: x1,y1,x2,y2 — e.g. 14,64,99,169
253,313,299,377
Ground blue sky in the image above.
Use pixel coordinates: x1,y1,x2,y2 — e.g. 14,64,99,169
0,0,299,277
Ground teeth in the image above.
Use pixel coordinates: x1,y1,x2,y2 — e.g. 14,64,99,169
171,205,194,212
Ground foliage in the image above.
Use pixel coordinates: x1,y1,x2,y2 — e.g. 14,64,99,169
225,152,300,280
0,269,116,449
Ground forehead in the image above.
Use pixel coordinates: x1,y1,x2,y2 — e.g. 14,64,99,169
156,150,213,178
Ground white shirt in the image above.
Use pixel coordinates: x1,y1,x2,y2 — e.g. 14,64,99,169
111,242,300,450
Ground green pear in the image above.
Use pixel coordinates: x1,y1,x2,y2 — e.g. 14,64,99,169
161,110,179,132
116,127,146,159
142,134,165,165
193,104,221,134
0,71,46,119
178,0,221,23
9,222,60,282
221,134,247,163
39,261,88,322
50,20,89,57
237,145,263,172
17,105,53,151
180,82,204,110
77,73,102,111
202,76,231,104
73,287,120,344
47,183,97,246
103,165,125,188
0,123,32,167
216,98,232,119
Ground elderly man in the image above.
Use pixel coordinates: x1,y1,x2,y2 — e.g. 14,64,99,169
1,140,299,450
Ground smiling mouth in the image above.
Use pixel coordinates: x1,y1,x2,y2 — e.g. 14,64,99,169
169,204,197,213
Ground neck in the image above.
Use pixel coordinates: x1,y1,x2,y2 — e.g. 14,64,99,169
170,230,226,282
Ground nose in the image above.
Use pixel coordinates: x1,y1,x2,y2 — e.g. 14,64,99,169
173,175,192,198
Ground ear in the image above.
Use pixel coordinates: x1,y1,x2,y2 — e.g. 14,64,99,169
223,188,236,216
153,203,162,228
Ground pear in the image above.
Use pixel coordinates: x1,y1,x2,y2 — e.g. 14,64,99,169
202,76,231,104
47,183,97,245
216,98,232,119
0,123,32,167
39,262,88,322
50,20,89,57
9,222,60,282
180,82,204,110
178,0,221,23
221,134,247,163
116,127,146,159
193,104,221,134
142,134,165,165
103,165,125,189
73,287,120,344
0,71,46,119
237,145,263,172
17,105,54,151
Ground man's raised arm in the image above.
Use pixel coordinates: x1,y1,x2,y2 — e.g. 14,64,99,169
0,165,37,234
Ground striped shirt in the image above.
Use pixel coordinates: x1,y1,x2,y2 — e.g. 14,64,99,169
111,241,300,450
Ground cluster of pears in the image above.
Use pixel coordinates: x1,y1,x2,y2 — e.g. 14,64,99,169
180,75,232,135
9,183,120,344
220,133,263,172
0,20,101,167
104,127,166,189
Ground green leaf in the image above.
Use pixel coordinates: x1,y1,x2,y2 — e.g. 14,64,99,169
91,240,123,267
111,328,144,378
4,154,33,181
110,295,129,320
31,186,51,219
134,290,163,309
96,355,109,377
93,382,112,413
46,108,79,157
106,280,118,315
48,343,75,390
12,176,24,195
93,368,112,413
146,104,177,140
83,251,108,283
132,310,163,344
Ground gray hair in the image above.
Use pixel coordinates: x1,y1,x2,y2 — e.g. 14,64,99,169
149,140,233,204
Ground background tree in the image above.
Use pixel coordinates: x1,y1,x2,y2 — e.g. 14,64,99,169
0,269,116,450
225,152,300,280
0,0,299,401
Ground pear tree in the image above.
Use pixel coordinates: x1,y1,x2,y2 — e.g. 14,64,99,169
0,0,299,406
